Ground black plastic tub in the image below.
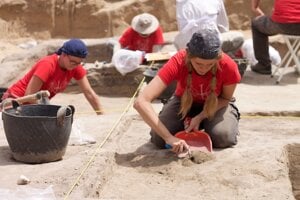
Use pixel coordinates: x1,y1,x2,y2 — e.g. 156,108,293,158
2,104,74,163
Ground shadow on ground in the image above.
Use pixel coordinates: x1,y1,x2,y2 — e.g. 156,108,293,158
0,146,23,166
114,142,177,168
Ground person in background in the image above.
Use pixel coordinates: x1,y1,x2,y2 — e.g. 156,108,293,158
1,39,103,115
250,0,300,74
110,13,168,75
174,0,244,58
118,13,165,53
134,27,241,155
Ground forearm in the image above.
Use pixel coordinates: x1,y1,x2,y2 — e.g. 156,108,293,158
251,0,264,16
253,8,264,17
134,100,173,143
85,92,103,115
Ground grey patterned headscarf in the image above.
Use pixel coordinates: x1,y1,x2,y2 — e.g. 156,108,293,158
187,27,221,59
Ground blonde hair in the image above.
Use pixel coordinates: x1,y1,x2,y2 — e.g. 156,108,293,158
179,52,221,120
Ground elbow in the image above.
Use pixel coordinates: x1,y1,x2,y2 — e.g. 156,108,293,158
133,95,149,112
133,97,142,111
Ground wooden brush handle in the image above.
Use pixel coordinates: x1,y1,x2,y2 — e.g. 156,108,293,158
0,90,50,109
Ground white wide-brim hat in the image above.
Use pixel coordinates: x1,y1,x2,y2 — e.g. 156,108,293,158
131,13,159,35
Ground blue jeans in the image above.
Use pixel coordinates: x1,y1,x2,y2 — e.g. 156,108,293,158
150,96,240,149
251,16,300,67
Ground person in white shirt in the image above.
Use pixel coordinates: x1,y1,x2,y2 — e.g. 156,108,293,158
174,0,244,57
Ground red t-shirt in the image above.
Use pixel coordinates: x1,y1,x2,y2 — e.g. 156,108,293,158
119,27,164,53
158,50,241,104
7,54,86,99
272,0,300,23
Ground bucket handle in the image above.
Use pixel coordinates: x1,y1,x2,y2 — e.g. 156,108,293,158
56,105,75,127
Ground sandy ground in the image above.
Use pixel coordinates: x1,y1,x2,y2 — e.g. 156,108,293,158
0,38,300,200
0,93,299,200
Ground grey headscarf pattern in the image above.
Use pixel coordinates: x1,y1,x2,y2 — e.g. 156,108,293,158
187,26,221,59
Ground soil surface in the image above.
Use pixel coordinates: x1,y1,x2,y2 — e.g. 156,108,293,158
0,0,299,199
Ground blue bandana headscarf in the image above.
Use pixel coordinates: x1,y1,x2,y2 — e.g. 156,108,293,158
56,39,88,58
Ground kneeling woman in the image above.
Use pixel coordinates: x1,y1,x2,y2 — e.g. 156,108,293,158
134,27,241,155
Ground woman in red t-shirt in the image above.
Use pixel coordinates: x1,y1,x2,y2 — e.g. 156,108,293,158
2,39,103,115
118,13,164,53
134,27,241,155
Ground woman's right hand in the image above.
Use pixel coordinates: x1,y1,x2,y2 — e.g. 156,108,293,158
166,136,190,155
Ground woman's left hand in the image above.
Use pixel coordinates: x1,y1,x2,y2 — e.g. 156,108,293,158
185,113,206,132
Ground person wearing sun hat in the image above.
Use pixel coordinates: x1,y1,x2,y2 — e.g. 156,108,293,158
1,39,103,115
134,26,241,156
118,13,165,53
131,13,159,35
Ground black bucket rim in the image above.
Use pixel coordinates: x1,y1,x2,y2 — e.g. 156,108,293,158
2,104,73,118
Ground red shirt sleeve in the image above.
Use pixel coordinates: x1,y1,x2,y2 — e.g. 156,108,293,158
72,66,86,80
158,50,186,85
119,28,133,49
152,27,164,45
33,60,55,82
219,53,241,86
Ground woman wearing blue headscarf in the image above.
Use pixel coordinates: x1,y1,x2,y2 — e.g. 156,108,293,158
2,39,103,115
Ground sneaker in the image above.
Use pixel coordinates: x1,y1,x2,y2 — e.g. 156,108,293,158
250,63,272,75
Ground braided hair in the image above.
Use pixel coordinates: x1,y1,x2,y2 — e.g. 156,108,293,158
179,26,222,120
179,51,221,120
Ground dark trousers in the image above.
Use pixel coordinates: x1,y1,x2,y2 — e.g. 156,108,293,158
150,96,240,149
251,16,300,67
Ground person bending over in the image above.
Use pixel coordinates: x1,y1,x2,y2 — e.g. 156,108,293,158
134,27,241,155
118,13,165,53
1,39,103,115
